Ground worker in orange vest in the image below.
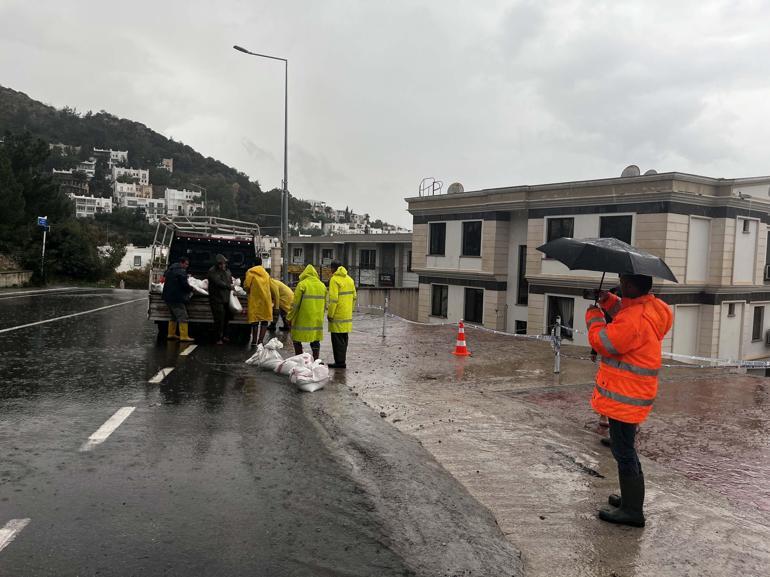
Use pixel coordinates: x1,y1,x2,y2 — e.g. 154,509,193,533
585,274,672,527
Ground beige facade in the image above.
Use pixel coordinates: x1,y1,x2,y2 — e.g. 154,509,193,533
407,171,770,361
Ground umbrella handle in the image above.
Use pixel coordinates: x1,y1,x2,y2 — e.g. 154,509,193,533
595,271,606,306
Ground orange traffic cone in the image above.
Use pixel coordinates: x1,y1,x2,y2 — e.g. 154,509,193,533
452,320,471,356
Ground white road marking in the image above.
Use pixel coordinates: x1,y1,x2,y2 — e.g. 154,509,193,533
179,344,197,356
0,287,81,301
0,298,146,334
148,367,175,383
0,518,31,553
79,407,136,452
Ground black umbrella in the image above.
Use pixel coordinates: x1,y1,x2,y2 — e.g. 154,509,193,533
536,236,678,296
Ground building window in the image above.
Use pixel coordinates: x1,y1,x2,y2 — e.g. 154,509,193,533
431,284,448,318
752,306,764,342
133,255,142,268
727,303,736,317
600,215,633,244
515,320,527,335
464,288,484,324
407,250,413,272
461,221,482,257
743,219,751,234
321,248,334,263
429,222,446,255
547,296,574,340
546,217,574,243
517,245,528,305
360,249,376,269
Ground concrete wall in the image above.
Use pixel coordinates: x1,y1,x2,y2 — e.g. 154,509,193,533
411,223,427,271
506,211,529,331
672,305,700,357
356,287,419,322
742,301,770,360
718,302,744,360
733,217,758,284
685,216,711,284
0,270,32,288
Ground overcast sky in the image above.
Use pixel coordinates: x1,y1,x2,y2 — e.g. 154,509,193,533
2,0,770,227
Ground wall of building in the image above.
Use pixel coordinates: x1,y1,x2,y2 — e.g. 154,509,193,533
718,301,744,360
425,220,482,273
356,288,419,322
733,217,759,284
742,301,770,360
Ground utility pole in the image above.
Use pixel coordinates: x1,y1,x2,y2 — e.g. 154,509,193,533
37,216,49,283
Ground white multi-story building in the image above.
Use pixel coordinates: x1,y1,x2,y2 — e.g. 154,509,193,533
113,181,152,202
158,158,174,173
68,194,113,218
323,222,352,235
112,166,149,186
93,148,128,168
164,188,203,217
76,159,97,178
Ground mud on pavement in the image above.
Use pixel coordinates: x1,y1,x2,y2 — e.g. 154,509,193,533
342,311,770,577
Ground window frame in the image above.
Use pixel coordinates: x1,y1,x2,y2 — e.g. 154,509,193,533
546,294,575,341
428,222,447,256
599,214,634,245
727,303,736,318
431,284,449,318
406,250,413,272
545,217,575,245
463,287,484,324
752,305,764,342
359,249,377,270
461,220,483,257
321,248,334,261
514,320,528,335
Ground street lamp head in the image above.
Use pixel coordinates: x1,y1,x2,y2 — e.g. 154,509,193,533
233,45,251,55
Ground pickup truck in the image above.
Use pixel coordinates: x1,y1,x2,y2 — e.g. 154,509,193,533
147,216,266,339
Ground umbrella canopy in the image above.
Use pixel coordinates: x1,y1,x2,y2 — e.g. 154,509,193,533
536,237,678,283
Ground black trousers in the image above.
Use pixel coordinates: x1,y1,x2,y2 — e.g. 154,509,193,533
210,301,230,340
609,418,642,477
331,332,349,365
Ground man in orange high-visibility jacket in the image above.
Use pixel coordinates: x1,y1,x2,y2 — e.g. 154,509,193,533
586,274,672,528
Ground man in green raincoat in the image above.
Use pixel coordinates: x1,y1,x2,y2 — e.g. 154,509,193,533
287,264,327,360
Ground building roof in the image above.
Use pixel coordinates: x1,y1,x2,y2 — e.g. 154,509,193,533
405,171,770,202
288,233,412,244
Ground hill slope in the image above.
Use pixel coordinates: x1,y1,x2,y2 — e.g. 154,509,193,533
0,85,309,231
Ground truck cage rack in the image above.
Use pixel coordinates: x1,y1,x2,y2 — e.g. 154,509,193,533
149,216,262,282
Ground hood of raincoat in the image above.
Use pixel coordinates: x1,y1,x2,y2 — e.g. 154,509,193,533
332,266,348,278
246,265,269,279
299,264,319,281
215,254,228,265
623,294,673,340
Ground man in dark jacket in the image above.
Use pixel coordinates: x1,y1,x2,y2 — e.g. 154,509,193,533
207,254,233,345
162,256,194,342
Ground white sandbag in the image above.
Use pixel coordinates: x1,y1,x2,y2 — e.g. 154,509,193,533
200,278,208,290
188,276,209,296
274,353,313,376
229,291,243,313
290,359,329,392
245,344,265,366
232,277,247,296
258,338,284,370
150,282,164,294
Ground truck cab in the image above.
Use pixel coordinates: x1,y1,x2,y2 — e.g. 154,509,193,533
148,216,264,338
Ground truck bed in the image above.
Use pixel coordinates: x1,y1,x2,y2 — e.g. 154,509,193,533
148,292,251,324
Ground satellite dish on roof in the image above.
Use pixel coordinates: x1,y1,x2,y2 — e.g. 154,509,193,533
447,182,464,194
621,165,641,177
643,169,658,175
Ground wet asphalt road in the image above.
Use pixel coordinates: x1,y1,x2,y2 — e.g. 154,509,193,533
0,289,522,577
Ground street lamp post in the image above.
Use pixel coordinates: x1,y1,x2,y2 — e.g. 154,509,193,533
233,44,289,283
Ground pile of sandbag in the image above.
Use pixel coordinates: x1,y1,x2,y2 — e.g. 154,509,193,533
188,276,209,296
229,291,243,313
245,338,328,392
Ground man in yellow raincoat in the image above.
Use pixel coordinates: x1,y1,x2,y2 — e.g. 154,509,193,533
287,264,326,360
267,275,294,332
244,257,273,346
327,261,356,369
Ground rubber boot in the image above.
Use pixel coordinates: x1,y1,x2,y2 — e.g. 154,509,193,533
599,474,645,527
293,342,304,356
608,472,643,508
310,343,320,361
167,321,179,340
179,322,195,342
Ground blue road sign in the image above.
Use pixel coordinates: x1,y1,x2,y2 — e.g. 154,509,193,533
37,216,48,228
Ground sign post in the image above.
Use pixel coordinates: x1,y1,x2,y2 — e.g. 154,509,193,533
37,216,48,282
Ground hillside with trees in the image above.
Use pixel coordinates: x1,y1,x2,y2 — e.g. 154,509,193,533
0,85,313,232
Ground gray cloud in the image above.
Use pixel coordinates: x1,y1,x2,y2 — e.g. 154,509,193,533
2,0,770,226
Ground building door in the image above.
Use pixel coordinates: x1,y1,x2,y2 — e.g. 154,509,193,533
718,302,743,360
673,305,699,357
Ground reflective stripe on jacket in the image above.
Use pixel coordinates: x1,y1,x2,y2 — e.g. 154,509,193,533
327,266,356,334
586,292,673,424
288,265,326,343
